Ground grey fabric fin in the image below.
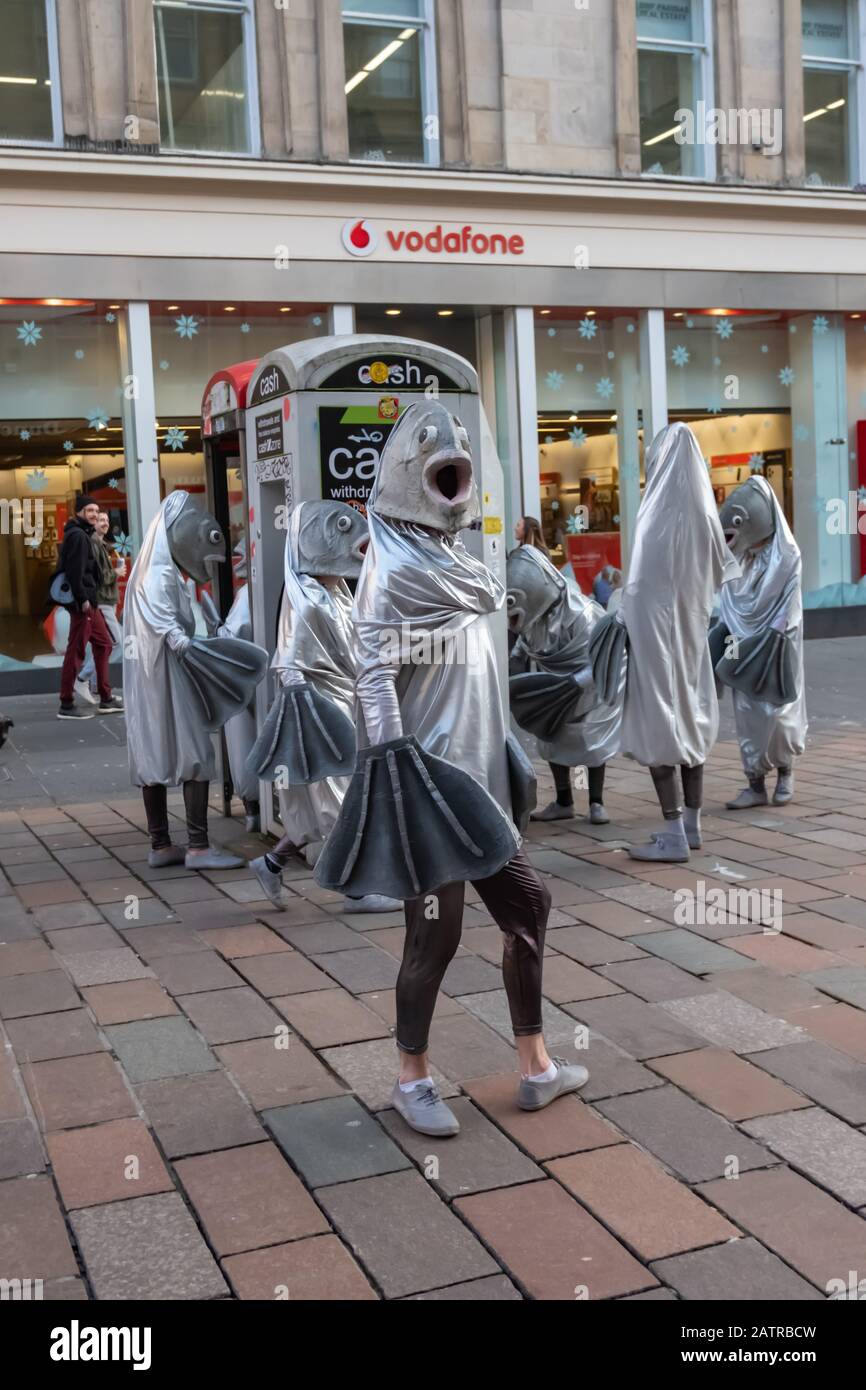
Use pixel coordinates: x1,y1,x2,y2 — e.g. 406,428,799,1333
588,612,628,708
315,735,519,901
178,636,268,731
245,681,355,784
714,628,798,707
505,733,537,835
509,669,595,741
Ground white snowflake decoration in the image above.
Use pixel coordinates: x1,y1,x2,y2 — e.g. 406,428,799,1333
626,323,636,334
569,426,587,447
578,317,598,340
545,371,564,391
566,510,587,535
74,349,85,360
748,453,764,474
715,320,734,340
87,408,109,430
174,315,199,340
547,328,556,338
108,477,121,490
779,366,795,387
63,439,74,452
16,321,42,347
105,312,116,323
813,315,829,335
312,316,323,327
595,377,614,400
575,363,585,373
164,427,188,451
671,345,690,367
159,360,170,371
26,468,48,492
113,531,133,556
19,428,31,441
240,323,251,334
761,344,769,353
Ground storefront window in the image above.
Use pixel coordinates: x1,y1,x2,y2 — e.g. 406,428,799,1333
637,0,709,177
535,312,642,596
154,0,258,155
802,0,860,186
151,302,330,499
343,1,439,165
0,0,60,145
0,300,128,669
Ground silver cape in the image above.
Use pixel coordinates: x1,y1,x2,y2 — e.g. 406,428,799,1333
718,478,807,776
273,503,356,849
512,548,622,766
354,509,513,818
217,583,259,803
619,422,740,768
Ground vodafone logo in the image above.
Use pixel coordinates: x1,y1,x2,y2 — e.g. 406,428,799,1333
342,219,379,257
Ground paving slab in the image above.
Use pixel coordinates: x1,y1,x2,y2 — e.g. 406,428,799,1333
785,1002,866,1062
456,1179,657,1301
198,923,293,958
629,929,754,975
697,1166,866,1291
62,948,155,988
0,969,82,1020
545,924,646,967
6,1008,103,1062
648,1048,812,1121
265,1094,411,1188
596,1085,776,1183
381,1097,543,1196
749,1040,866,1125
150,950,241,996
0,939,56,976
440,954,504,996
46,925,124,954
46,1117,173,1210
0,1174,78,1280
548,1144,738,1262
105,1017,219,1083
539,954,623,1003
178,986,282,1045
406,1275,522,1301
567,994,708,1059
705,966,826,1017
273,988,390,1048
318,1168,499,1299
0,1116,45,1177
426,1012,518,1082
658,992,807,1054
216,1035,345,1110
320,1038,457,1111
233,951,337,997
651,1237,824,1301
136,1071,265,1158
70,1193,228,1300
175,1142,329,1257
741,1107,866,1205
462,1072,622,1161
23,1052,137,1131
222,1235,378,1301
598,958,715,1002
81,979,179,1025
311,945,401,994
458,988,577,1048
803,966,866,1010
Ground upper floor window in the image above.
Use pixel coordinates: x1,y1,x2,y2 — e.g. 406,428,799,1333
802,0,862,185
636,0,713,178
0,0,61,146
343,1,439,165
154,0,260,155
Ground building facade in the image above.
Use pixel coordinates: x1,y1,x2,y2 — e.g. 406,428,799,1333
2,0,866,680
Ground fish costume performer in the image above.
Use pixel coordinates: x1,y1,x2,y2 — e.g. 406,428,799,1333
316,401,588,1138
507,544,622,825
712,476,807,807
123,491,268,869
246,500,399,915
609,422,738,862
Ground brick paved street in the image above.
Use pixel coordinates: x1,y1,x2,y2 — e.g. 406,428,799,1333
1,641,865,1301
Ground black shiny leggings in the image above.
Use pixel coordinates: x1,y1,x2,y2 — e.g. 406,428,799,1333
649,764,704,821
396,849,551,1055
551,762,606,806
142,781,209,851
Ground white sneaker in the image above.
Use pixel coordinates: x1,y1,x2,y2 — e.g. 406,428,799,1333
74,678,98,706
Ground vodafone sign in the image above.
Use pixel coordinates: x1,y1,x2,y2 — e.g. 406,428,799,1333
342,218,525,261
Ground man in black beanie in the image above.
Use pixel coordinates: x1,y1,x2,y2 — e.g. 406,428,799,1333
56,494,123,720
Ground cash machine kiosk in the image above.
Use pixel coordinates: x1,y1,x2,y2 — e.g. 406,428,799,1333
241,334,508,834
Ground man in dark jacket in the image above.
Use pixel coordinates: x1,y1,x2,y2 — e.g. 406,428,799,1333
57,495,123,720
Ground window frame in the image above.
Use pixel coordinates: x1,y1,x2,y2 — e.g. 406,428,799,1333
636,0,716,181
801,0,864,186
0,0,62,149
342,0,440,168
153,0,261,159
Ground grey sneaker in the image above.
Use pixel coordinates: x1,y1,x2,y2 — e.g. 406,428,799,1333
250,855,285,907
726,785,768,810
531,801,576,822
342,894,402,914
185,847,246,870
773,771,794,805
148,845,186,868
391,1080,460,1137
517,1057,589,1112
589,802,610,825
628,829,690,863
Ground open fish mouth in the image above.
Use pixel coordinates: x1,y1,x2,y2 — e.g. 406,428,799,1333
724,529,737,548
422,450,474,511
351,537,369,563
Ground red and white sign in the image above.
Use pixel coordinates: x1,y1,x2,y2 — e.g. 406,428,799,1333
341,218,525,260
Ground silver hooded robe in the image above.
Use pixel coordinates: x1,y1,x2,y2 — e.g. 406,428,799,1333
619,422,739,768
718,478,807,776
217,583,260,805
273,503,357,850
124,492,216,787
510,546,622,766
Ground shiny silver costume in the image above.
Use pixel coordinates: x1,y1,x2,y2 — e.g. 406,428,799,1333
718,478,807,777
619,422,738,768
216,583,259,807
508,544,622,767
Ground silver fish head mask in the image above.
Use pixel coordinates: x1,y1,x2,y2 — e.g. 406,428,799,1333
166,496,226,584
506,547,560,634
718,478,776,559
369,401,479,534
295,500,369,579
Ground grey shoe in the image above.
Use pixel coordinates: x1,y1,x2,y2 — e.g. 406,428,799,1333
185,847,246,870
250,855,285,907
517,1057,589,1112
391,1080,460,1137
726,785,769,810
628,829,690,863
148,845,186,868
589,802,609,825
773,771,794,805
342,894,403,914
244,814,260,833
531,801,576,823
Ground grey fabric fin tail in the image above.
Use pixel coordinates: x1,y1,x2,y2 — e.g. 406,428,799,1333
314,735,519,901
588,612,628,708
509,669,595,741
178,636,268,731
245,681,355,784
714,628,798,707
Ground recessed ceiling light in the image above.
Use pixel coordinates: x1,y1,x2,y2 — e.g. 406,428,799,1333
539,309,551,316
166,305,179,311
586,309,596,316
438,309,454,317
851,313,862,319
385,308,401,316
280,306,292,313
224,306,236,312
673,312,684,318
108,304,121,310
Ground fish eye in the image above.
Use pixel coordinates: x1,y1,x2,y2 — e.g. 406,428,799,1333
336,515,352,532
732,515,743,528
506,594,516,608
418,426,438,449
208,527,221,545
